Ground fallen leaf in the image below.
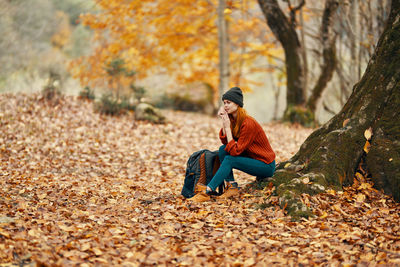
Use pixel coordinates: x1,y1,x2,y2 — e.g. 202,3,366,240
92,247,103,256
191,222,205,229
356,193,366,202
319,211,328,219
364,127,372,140
363,141,371,153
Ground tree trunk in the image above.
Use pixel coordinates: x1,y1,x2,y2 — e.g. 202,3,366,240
257,0,305,107
269,0,400,218
299,8,308,94
218,0,230,104
307,0,339,113
350,0,360,82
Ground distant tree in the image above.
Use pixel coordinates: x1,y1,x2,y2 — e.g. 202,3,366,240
218,0,230,103
257,0,340,119
257,0,306,109
306,0,339,113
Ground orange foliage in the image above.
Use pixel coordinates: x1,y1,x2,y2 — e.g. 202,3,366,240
69,0,283,95
51,11,72,49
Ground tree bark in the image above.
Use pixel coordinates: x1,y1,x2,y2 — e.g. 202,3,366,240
307,0,339,112
218,0,230,104
269,0,400,218
257,0,305,107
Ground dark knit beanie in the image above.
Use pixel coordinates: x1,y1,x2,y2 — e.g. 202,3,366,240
222,87,243,107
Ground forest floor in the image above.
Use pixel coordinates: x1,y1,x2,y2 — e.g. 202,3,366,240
1,94,400,266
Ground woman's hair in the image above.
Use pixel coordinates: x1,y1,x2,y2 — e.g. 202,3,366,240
229,106,247,139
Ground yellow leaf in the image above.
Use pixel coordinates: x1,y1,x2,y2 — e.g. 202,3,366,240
343,118,350,127
326,189,336,195
224,8,232,14
364,127,372,140
284,163,291,169
167,171,176,176
356,193,366,202
319,211,328,219
363,141,371,153
355,172,366,183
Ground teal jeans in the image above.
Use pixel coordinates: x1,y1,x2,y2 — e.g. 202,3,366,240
207,145,276,191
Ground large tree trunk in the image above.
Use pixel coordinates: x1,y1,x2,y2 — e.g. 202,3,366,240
270,0,400,218
307,0,339,113
257,0,305,107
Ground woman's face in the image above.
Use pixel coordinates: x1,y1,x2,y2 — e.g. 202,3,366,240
223,100,239,115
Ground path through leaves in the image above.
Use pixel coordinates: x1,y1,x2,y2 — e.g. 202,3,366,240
1,94,399,266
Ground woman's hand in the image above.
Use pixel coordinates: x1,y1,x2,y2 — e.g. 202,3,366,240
221,113,230,129
218,106,232,141
218,107,230,128
218,106,226,118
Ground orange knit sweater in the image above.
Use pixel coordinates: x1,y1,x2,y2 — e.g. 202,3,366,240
219,116,275,164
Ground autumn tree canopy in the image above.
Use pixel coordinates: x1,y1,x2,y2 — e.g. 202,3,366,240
70,0,281,101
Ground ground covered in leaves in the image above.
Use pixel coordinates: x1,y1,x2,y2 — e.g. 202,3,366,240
1,94,400,266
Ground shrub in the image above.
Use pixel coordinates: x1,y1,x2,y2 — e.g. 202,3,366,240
79,86,95,101
42,82,61,100
283,105,316,127
119,96,136,111
130,84,146,103
41,71,62,101
153,93,207,112
95,94,136,116
95,94,124,116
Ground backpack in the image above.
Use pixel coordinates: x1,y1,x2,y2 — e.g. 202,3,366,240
181,149,224,198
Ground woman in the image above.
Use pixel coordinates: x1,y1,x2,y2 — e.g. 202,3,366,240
206,86,276,198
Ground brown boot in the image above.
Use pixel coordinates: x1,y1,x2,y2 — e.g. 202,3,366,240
219,182,239,199
188,192,210,202
194,183,207,194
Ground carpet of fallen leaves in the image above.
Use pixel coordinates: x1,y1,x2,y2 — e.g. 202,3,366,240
1,94,400,266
